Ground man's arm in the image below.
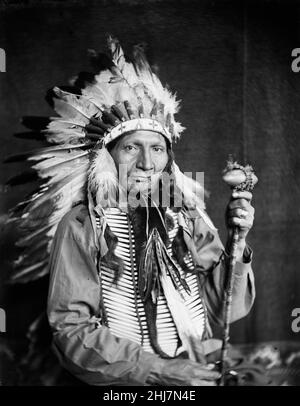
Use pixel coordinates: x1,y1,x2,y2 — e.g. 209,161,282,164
47,205,159,386
182,211,255,328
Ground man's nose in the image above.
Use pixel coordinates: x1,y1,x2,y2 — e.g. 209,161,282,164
136,149,154,171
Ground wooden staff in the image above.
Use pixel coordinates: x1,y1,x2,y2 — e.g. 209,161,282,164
219,159,258,386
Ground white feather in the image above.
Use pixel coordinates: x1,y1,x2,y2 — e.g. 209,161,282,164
88,146,118,208
52,87,100,120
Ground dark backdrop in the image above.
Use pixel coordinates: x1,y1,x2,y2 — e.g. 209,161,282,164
0,0,300,360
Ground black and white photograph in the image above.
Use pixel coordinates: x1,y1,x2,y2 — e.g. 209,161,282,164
0,0,300,391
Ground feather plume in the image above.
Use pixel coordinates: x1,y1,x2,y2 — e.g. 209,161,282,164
51,87,100,122
88,145,118,209
138,229,157,302
154,229,190,295
107,36,139,88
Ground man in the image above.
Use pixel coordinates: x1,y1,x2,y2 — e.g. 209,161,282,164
47,108,255,387
9,37,255,386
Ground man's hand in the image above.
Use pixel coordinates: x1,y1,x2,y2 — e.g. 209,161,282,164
147,358,221,386
225,190,255,260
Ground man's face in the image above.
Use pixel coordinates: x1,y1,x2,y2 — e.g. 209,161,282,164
109,130,169,195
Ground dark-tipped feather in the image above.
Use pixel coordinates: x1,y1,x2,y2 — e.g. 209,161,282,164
21,117,51,131
90,116,112,130
138,229,162,303
101,110,120,126
111,104,128,121
14,131,47,141
4,143,93,163
85,134,102,142
85,124,105,135
6,170,39,186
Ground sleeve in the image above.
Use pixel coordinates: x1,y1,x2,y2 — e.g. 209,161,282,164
47,207,162,386
185,214,256,327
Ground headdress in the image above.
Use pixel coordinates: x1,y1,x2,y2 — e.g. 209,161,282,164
6,35,205,284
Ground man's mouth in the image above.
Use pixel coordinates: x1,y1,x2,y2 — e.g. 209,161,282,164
127,174,161,190
130,176,151,183
135,178,149,183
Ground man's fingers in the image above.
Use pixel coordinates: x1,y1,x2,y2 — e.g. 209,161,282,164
232,191,253,201
228,199,255,213
228,207,255,218
229,198,249,210
229,208,248,219
196,368,221,380
227,217,253,228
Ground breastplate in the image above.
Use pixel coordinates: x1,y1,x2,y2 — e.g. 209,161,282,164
99,207,205,357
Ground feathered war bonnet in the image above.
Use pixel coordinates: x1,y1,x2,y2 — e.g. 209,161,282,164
6,36,205,285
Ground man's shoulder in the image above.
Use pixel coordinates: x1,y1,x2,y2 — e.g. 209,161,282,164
57,203,92,236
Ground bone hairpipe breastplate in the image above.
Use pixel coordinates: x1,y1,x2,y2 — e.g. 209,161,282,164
98,207,206,357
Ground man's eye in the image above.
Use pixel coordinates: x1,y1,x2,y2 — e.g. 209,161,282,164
124,145,136,152
153,147,164,152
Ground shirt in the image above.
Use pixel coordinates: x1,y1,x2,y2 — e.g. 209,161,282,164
47,203,255,385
